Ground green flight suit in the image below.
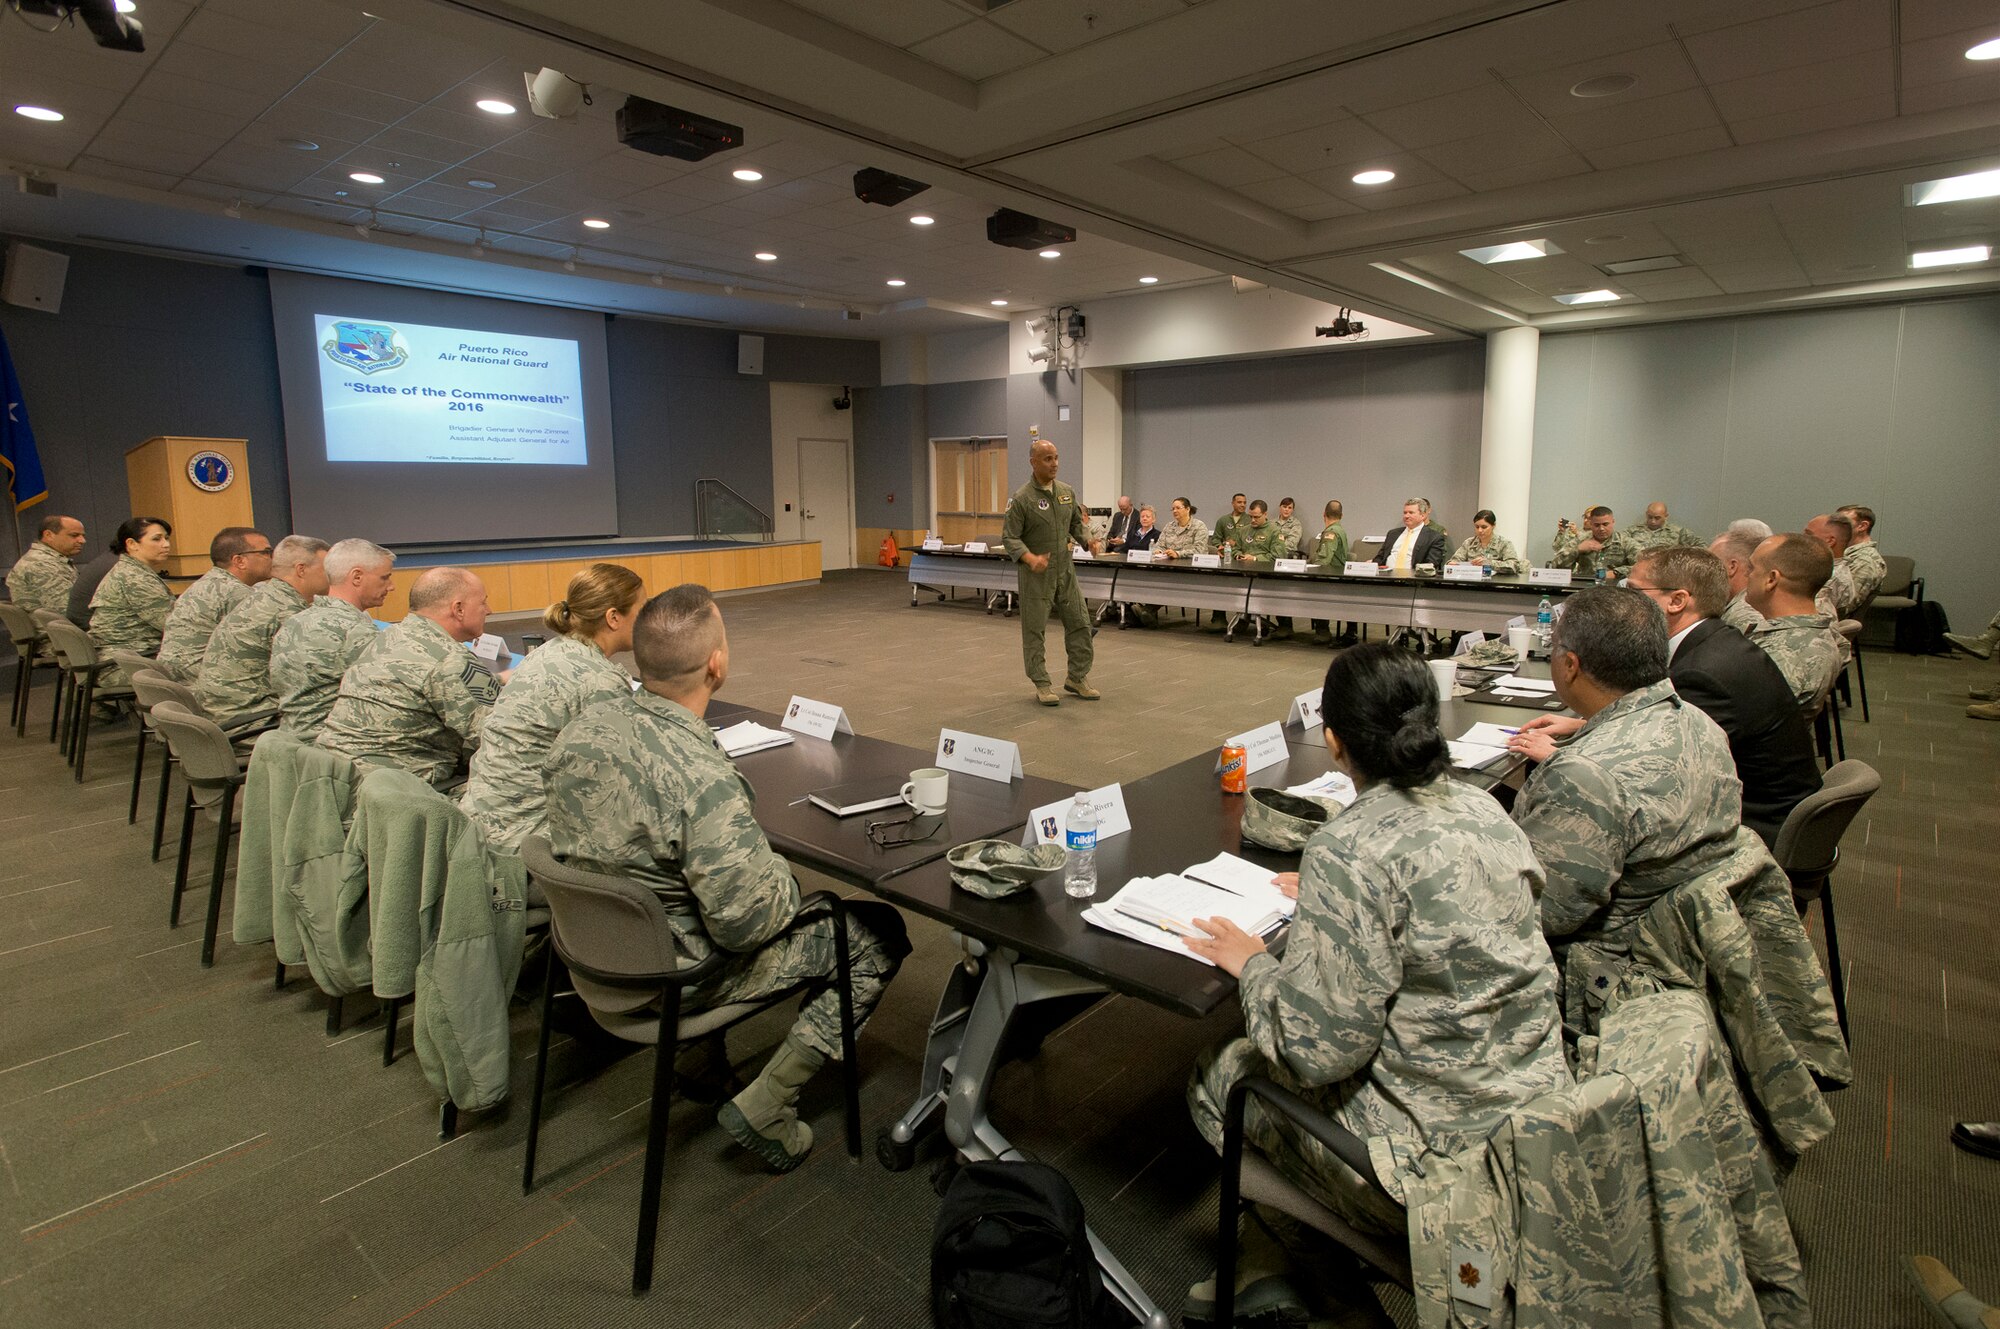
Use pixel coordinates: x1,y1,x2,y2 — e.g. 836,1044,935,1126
1000,476,1094,687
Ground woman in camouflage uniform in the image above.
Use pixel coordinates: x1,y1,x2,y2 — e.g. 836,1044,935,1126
88,516,175,687
1449,508,1531,575
1152,496,1210,559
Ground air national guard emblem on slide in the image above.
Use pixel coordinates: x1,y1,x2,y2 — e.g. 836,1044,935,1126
324,320,409,375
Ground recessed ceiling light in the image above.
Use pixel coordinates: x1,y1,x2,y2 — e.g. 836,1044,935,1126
1909,168,2000,206
13,105,63,122
348,172,385,184
466,178,497,189
1910,244,1991,268
909,214,935,226
1352,168,1396,186
1461,239,1557,264
1138,276,1159,284
732,168,763,181
1553,289,1621,305
1967,37,2000,60
115,0,135,10
475,98,516,115
1038,249,1061,258
991,299,1008,306
1570,73,1637,98
1600,254,1683,274
754,251,778,261
280,137,319,151
582,218,610,229
885,278,906,287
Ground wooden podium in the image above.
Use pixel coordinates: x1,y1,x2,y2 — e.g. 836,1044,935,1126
125,437,254,580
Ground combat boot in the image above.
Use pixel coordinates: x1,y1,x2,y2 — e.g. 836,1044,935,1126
1034,684,1060,706
1969,701,2000,721
718,1035,824,1172
1971,684,2000,702
1063,676,1100,700
1946,626,2000,659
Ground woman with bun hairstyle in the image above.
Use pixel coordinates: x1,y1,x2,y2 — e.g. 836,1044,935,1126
1180,642,1567,1327
460,562,645,850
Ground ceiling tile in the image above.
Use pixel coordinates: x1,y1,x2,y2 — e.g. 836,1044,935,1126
1357,82,1530,150
1414,124,1582,178
1453,154,1594,193
1901,26,2000,88
985,0,1184,55
1501,42,1702,120
1583,125,1734,170
1544,89,1725,152
1701,258,1812,292
1170,146,1288,188
1234,176,1337,213
1707,49,1894,122
1238,116,1404,175
1681,0,1889,84
1898,0,2000,42
1728,91,1894,144
787,0,969,47
907,20,1047,80
74,157,188,190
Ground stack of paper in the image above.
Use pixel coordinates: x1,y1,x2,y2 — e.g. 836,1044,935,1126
1082,853,1296,966
1282,770,1358,807
1449,721,1518,770
1488,675,1558,698
715,721,794,757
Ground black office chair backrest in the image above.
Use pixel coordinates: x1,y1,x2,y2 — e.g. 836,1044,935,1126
520,835,689,990
1772,759,1879,880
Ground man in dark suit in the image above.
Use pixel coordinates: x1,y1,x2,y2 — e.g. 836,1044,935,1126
1628,545,1821,845
1373,497,1449,573
1104,495,1138,551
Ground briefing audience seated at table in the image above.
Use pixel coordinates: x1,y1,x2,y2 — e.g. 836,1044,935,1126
88,516,176,690
542,582,910,1174
156,526,272,682
271,539,397,740
193,535,330,732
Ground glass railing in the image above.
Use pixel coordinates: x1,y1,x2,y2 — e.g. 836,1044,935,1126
694,478,775,544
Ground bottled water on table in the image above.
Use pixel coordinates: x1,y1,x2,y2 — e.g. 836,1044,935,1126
1064,795,1099,899
1536,596,1553,650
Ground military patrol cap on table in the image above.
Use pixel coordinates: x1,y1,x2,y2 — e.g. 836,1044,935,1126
1239,787,1333,852
947,840,1066,899
1462,638,1521,667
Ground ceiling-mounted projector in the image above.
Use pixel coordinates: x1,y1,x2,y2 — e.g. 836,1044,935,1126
523,67,587,119
987,208,1075,251
617,96,743,161
854,168,929,207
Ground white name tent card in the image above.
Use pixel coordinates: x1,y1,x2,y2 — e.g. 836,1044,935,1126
1343,561,1380,576
921,538,943,551
1506,614,1528,630
1028,783,1132,847
1272,557,1308,573
1284,770,1357,807
1126,549,1154,564
1527,567,1573,586
936,728,1022,783
780,695,853,741
1289,688,1323,730
1216,721,1288,774
1192,553,1222,568
468,632,506,663
964,541,990,554
1444,563,1486,580
1072,549,1093,560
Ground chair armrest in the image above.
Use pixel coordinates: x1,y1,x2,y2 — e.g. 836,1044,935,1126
221,711,281,740
1911,576,1924,604
1226,1075,1391,1199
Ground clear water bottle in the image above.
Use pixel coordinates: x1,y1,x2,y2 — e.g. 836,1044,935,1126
1536,596,1553,650
1063,795,1099,899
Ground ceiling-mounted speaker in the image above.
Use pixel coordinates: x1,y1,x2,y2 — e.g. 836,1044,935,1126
738,334,764,376
2,240,69,313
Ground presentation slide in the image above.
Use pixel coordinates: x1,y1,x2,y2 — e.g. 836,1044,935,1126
315,314,587,465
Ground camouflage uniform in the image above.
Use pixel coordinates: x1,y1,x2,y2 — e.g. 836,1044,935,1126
1189,778,1569,1230
1511,679,1747,996
544,690,906,1060
157,566,252,681
1721,591,1763,634
1308,521,1349,568
192,578,309,728
1549,527,1641,581
88,554,174,687
1817,557,1859,620
459,635,633,851
270,597,380,740
1156,515,1209,557
1000,476,1094,688
1449,533,1530,575
1210,510,1249,555
5,542,75,618
316,613,499,789
1842,540,1886,607
1623,521,1702,554
1273,514,1304,557
1747,612,1844,710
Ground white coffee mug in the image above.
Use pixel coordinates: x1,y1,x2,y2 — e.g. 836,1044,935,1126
1507,626,1534,656
901,767,949,814
1427,658,1457,700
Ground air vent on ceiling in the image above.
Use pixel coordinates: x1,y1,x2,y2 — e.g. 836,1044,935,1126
978,0,1022,9
1599,255,1684,275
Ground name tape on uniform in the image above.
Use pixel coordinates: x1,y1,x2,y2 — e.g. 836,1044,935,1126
935,728,1022,783
780,695,852,741
1289,688,1323,730
1027,783,1131,847
964,541,990,554
1527,566,1572,585
1215,721,1288,774
1444,562,1485,580
1343,561,1380,577
1272,557,1307,573
1192,553,1222,568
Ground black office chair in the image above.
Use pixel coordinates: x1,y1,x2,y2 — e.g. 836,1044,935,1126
518,836,862,1296
1772,759,1879,1044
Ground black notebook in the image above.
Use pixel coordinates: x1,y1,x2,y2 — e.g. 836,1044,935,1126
807,777,909,818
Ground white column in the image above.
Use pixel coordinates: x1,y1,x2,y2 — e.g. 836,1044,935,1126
1478,326,1540,553
1080,367,1123,507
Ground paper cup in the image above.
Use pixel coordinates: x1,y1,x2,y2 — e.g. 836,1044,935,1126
1507,626,1534,656
1427,658,1457,700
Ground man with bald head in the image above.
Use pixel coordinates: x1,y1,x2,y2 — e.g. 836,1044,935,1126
1804,514,1862,620
1001,438,1101,705
316,565,507,789
1625,501,1700,555
6,512,84,617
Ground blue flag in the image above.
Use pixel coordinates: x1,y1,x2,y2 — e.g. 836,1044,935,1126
1,329,47,512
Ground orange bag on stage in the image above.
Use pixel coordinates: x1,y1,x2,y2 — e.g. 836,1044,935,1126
878,535,900,567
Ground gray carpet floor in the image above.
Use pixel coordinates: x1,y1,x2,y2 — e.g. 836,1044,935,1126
0,568,1994,1328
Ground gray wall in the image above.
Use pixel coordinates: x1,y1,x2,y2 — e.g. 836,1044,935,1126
1124,341,1486,541
1530,295,2000,618
851,376,1009,528
0,235,877,548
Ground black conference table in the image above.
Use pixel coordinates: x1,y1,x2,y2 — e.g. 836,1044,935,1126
864,662,1557,1327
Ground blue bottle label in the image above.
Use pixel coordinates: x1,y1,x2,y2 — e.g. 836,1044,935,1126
1066,829,1096,851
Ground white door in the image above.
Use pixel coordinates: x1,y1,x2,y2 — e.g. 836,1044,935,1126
797,437,854,570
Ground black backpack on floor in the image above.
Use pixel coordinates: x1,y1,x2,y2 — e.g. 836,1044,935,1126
1895,601,1951,655
930,1160,1112,1328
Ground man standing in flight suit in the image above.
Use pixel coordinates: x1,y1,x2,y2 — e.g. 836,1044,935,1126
1002,438,1103,706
